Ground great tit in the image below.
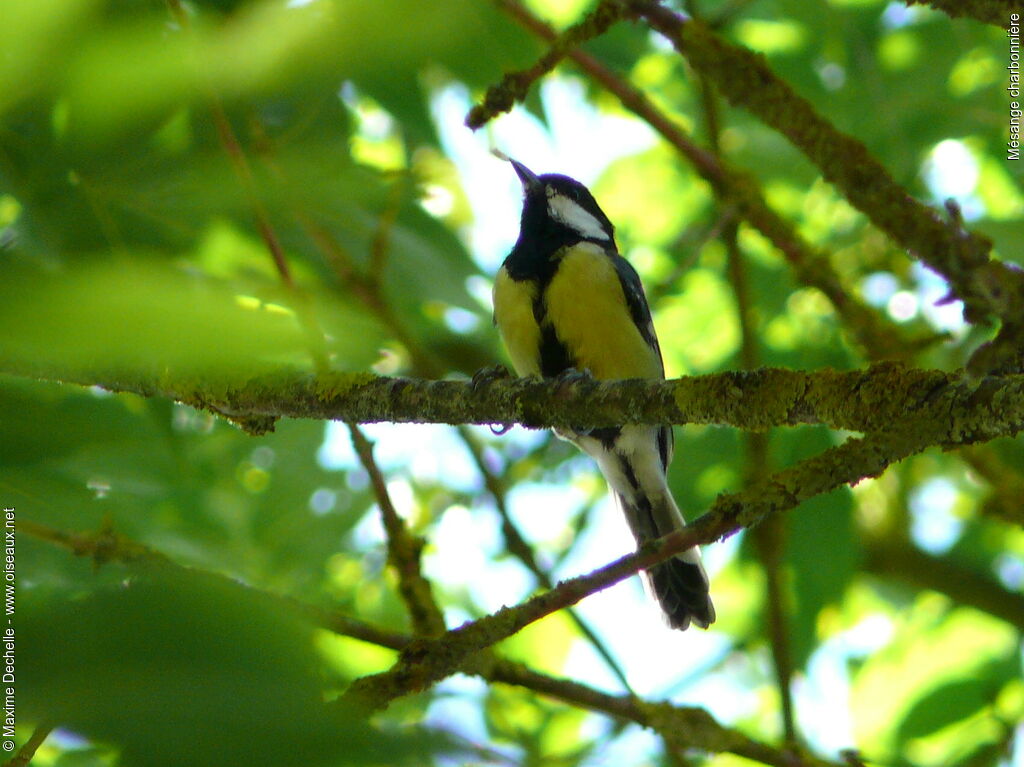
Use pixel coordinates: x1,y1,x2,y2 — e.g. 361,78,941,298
492,157,715,631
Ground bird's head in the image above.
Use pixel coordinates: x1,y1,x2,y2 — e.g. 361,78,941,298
505,157,615,245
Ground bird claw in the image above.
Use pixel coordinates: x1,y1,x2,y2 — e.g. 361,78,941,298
553,367,593,386
471,364,512,391
551,369,594,439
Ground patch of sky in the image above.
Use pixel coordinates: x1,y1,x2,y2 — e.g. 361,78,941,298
923,139,984,220
429,75,657,273
908,477,963,555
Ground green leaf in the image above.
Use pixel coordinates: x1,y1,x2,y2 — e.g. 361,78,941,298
851,608,1019,759
0,0,101,116
0,258,384,376
20,569,441,766
895,659,1016,743
0,377,150,467
785,487,858,668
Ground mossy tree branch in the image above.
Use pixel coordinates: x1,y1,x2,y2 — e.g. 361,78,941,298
488,0,910,361
479,657,845,767
4,361,1021,443
908,0,1023,28
628,1,1024,344
334,408,1013,714
466,0,625,128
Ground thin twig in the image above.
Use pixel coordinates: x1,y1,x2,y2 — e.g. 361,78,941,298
457,426,635,692
164,0,294,289
688,15,799,742
492,0,914,361
348,423,446,637
466,0,626,128
368,178,406,288
163,0,331,379
338,422,957,713
647,206,738,305
300,210,440,373
1,722,53,767
628,0,1024,341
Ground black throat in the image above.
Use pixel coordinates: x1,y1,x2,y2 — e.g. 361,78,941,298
503,192,610,284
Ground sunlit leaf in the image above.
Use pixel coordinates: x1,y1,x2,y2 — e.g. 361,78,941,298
0,259,384,375
896,660,1017,743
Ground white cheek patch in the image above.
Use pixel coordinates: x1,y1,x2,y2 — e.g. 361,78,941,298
547,193,610,241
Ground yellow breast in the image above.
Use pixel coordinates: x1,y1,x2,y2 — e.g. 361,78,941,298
493,266,542,377
493,242,663,381
544,242,663,381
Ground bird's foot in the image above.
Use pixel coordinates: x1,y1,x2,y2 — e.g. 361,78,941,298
471,364,512,391
552,367,594,386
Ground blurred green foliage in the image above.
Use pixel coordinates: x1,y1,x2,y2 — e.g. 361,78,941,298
1,0,1022,766
21,569,446,767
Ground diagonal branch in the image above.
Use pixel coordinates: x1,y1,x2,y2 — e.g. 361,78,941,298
1,722,53,767
492,0,909,360
164,0,293,290
466,0,625,128
348,423,446,636
23,518,846,766
628,0,1024,337
17,518,414,652
337,421,957,713
907,0,1023,28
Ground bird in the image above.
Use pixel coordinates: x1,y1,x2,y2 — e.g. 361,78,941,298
491,155,715,631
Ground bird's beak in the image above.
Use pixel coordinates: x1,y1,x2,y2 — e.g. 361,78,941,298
509,158,541,194
493,150,542,194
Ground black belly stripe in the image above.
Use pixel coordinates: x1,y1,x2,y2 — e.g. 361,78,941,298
538,323,573,377
531,293,547,327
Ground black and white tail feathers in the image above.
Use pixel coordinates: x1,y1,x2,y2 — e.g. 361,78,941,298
611,489,715,630
571,424,715,631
